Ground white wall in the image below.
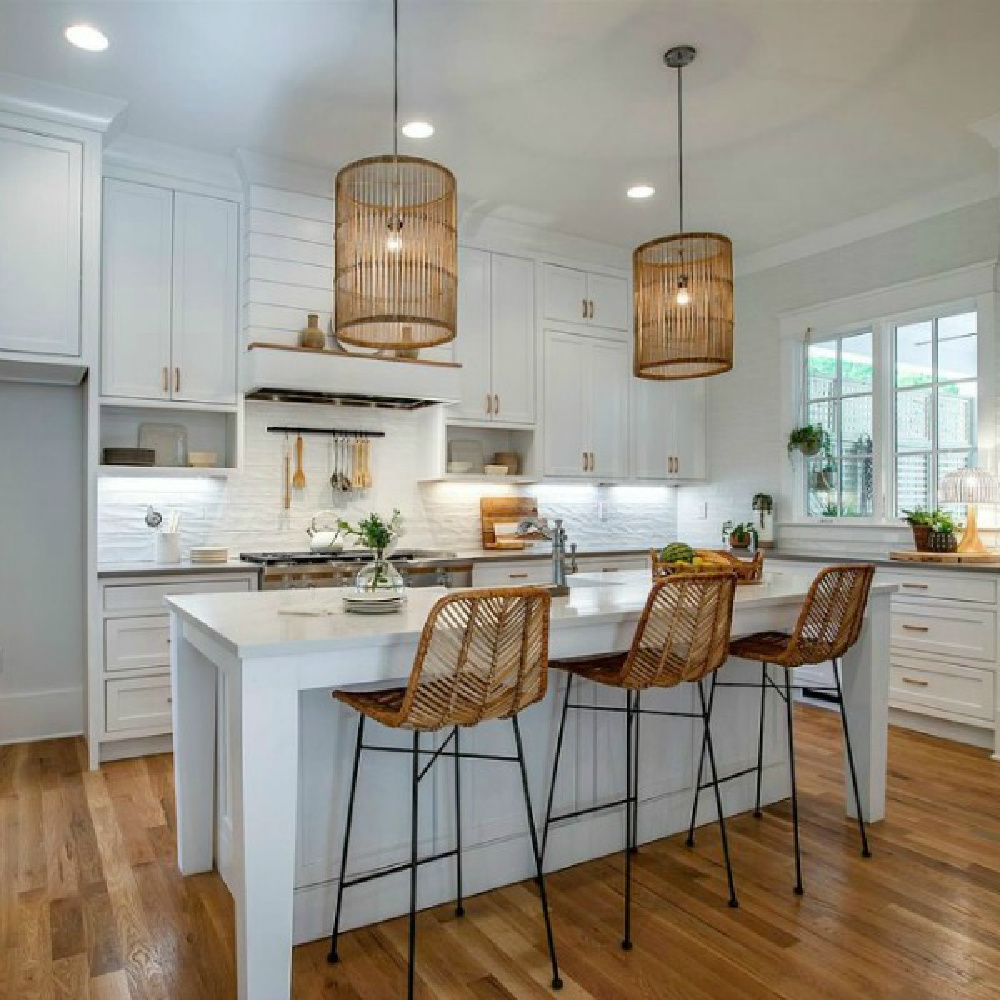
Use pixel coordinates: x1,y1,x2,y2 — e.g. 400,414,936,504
0,383,86,741
677,198,1000,552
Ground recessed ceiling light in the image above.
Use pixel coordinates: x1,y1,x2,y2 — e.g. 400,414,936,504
65,24,109,52
402,121,434,139
627,184,655,200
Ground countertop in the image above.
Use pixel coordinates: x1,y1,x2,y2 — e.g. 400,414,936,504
97,560,261,578
769,549,1000,574
166,568,897,659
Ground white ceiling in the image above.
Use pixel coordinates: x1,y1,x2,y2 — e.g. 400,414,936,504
1,1,999,255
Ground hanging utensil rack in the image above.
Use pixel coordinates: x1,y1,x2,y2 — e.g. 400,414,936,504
266,426,386,438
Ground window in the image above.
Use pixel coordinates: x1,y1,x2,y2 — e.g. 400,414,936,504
801,306,980,521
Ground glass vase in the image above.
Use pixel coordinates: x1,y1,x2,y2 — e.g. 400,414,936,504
354,556,405,595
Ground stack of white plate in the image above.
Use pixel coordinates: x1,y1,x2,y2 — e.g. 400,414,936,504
190,546,229,564
343,591,406,615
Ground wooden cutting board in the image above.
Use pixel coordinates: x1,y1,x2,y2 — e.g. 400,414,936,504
889,550,1000,564
481,496,543,549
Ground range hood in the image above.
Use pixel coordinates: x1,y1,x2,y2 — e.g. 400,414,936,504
243,343,461,410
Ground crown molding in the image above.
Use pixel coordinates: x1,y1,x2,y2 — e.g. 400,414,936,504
235,148,334,200
0,71,126,134
104,134,242,194
735,171,998,277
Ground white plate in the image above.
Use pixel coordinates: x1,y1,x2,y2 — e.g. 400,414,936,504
343,591,405,605
344,602,404,615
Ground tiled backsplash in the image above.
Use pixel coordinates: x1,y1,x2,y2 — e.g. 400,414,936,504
97,401,679,563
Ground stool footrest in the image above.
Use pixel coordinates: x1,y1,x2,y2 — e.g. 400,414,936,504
547,796,631,827
696,763,760,791
342,848,459,890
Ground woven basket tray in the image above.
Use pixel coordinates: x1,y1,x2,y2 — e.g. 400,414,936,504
650,548,764,585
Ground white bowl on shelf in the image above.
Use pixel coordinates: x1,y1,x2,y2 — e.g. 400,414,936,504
447,461,473,474
484,464,508,476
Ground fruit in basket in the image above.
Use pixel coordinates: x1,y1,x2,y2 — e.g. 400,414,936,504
659,542,695,564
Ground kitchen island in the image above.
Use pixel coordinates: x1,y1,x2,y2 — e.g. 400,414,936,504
167,570,894,1000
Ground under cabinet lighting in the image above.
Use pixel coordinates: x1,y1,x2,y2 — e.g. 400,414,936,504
65,23,109,51
402,121,434,139
627,185,655,199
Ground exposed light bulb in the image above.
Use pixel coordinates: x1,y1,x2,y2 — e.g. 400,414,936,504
386,234,403,252
676,277,690,306
65,23,109,51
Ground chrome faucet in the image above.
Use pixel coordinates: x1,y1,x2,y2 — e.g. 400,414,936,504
515,517,573,594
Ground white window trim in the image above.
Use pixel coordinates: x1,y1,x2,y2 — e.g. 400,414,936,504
778,261,997,527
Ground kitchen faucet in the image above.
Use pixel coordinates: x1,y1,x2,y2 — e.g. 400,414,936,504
515,517,576,595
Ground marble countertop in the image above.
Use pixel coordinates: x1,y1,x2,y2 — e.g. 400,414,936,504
166,568,897,659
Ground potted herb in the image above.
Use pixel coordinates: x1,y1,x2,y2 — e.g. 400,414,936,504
338,509,405,592
722,520,757,550
787,424,829,457
928,510,959,553
901,509,934,552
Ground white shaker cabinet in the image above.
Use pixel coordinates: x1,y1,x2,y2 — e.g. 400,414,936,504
633,376,707,481
452,247,535,425
101,179,239,405
542,263,629,334
543,330,629,479
0,127,82,357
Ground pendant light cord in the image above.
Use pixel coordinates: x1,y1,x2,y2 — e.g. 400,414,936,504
676,60,684,234
392,0,399,159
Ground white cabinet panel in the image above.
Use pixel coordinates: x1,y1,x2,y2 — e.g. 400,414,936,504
633,377,706,481
103,576,252,613
672,379,707,481
105,675,173,734
472,560,551,587
883,571,996,606
171,192,239,405
101,179,173,399
587,272,628,331
890,656,995,724
891,603,995,662
542,264,589,325
104,615,170,673
489,253,535,425
0,127,82,357
452,246,492,420
543,331,590,477
589,339,629,479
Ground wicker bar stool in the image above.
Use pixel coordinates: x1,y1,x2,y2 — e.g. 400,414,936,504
687,564,875,896
540,571,739,952
327,587,562,999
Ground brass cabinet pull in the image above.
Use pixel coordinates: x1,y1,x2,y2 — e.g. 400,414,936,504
582,298,588,319
162,366,169,393
174,367,180,393
589,299,595,319
508,572,529,580
901,624,929,632
675,456,680,475
901,676,929,687
602,567,620,573
486,393,492,415
582,451,588,471
588,452,595,472
901,583,929,590
494,393,499,415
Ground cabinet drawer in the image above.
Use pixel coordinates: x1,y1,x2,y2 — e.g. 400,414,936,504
105,675,173,734
104,616,169,673
577,555,649,574
883,570,996,605
890,658,995,724
472,561,551,587
103,576,251,613
891,604,996,662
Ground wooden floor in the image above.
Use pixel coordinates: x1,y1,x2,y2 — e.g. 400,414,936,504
3,705,1000,999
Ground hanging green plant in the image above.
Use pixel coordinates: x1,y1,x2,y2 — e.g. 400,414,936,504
787,424,830,457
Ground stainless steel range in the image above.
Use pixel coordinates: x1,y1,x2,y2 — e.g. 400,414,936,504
239,550,471,590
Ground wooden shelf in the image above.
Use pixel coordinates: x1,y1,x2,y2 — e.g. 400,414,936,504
98,465,232,479
418,474,536,486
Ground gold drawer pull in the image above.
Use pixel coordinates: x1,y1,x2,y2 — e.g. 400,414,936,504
602,567,620,573
901,624,929,632
901,582,929,589
901,677,929,687
508,572,529,579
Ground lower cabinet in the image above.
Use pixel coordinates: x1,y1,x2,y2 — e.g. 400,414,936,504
889,654,995,725
472,560,552,588
94,571,257,765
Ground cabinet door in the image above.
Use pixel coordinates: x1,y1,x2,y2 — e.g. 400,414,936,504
489,253,535,425
589,339,630,479
633,378,673,479
543,330,590,477
451,246,492,420
587,272,629,332
671,378,707,481
101,180,173,399
542,264,589,325
0,127,82,357
171,193,239,404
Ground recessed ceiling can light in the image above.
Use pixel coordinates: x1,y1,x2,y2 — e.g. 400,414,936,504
402,121,434,139
627,184,655,199
65,24,109,51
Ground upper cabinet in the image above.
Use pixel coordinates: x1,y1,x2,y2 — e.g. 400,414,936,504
542,263,629,334
451,247,535,426
102,179,239,406
633,377,707,482
0,127,83,358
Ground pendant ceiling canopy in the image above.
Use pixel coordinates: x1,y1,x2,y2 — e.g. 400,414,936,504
633,46,734,380
334,0,457,352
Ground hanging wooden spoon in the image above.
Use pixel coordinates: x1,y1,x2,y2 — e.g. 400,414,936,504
292,433,306,490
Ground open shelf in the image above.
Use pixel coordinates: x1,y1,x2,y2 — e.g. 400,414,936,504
98,465,232,479
419,474,536,486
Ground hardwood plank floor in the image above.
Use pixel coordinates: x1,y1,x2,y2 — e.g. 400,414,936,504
2,706,999,999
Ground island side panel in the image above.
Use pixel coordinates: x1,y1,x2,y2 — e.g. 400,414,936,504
170,613,218,874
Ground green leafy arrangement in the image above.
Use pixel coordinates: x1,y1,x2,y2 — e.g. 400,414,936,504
787,424,830,456
338,509,402,557
902,508,959,534
723,521,758,547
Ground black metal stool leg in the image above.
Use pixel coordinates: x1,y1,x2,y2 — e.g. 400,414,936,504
686,672,716,847
698,680,739,909
754,664,768,818
631,692,641,855
328,714,365,963
511,716,563,990
541,673,573,865
832,658,872,859
622,691,635,951
408,731,420,1000
784,673,804,896
454,726,466,915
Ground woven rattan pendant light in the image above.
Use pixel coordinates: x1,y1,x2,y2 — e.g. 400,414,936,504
334,0,457,351
633,46,733,380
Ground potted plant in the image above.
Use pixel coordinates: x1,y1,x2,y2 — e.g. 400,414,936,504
722,520,757,550
787,424,830,457
338,509,405,592
928,510,959,553
901,509,934,552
